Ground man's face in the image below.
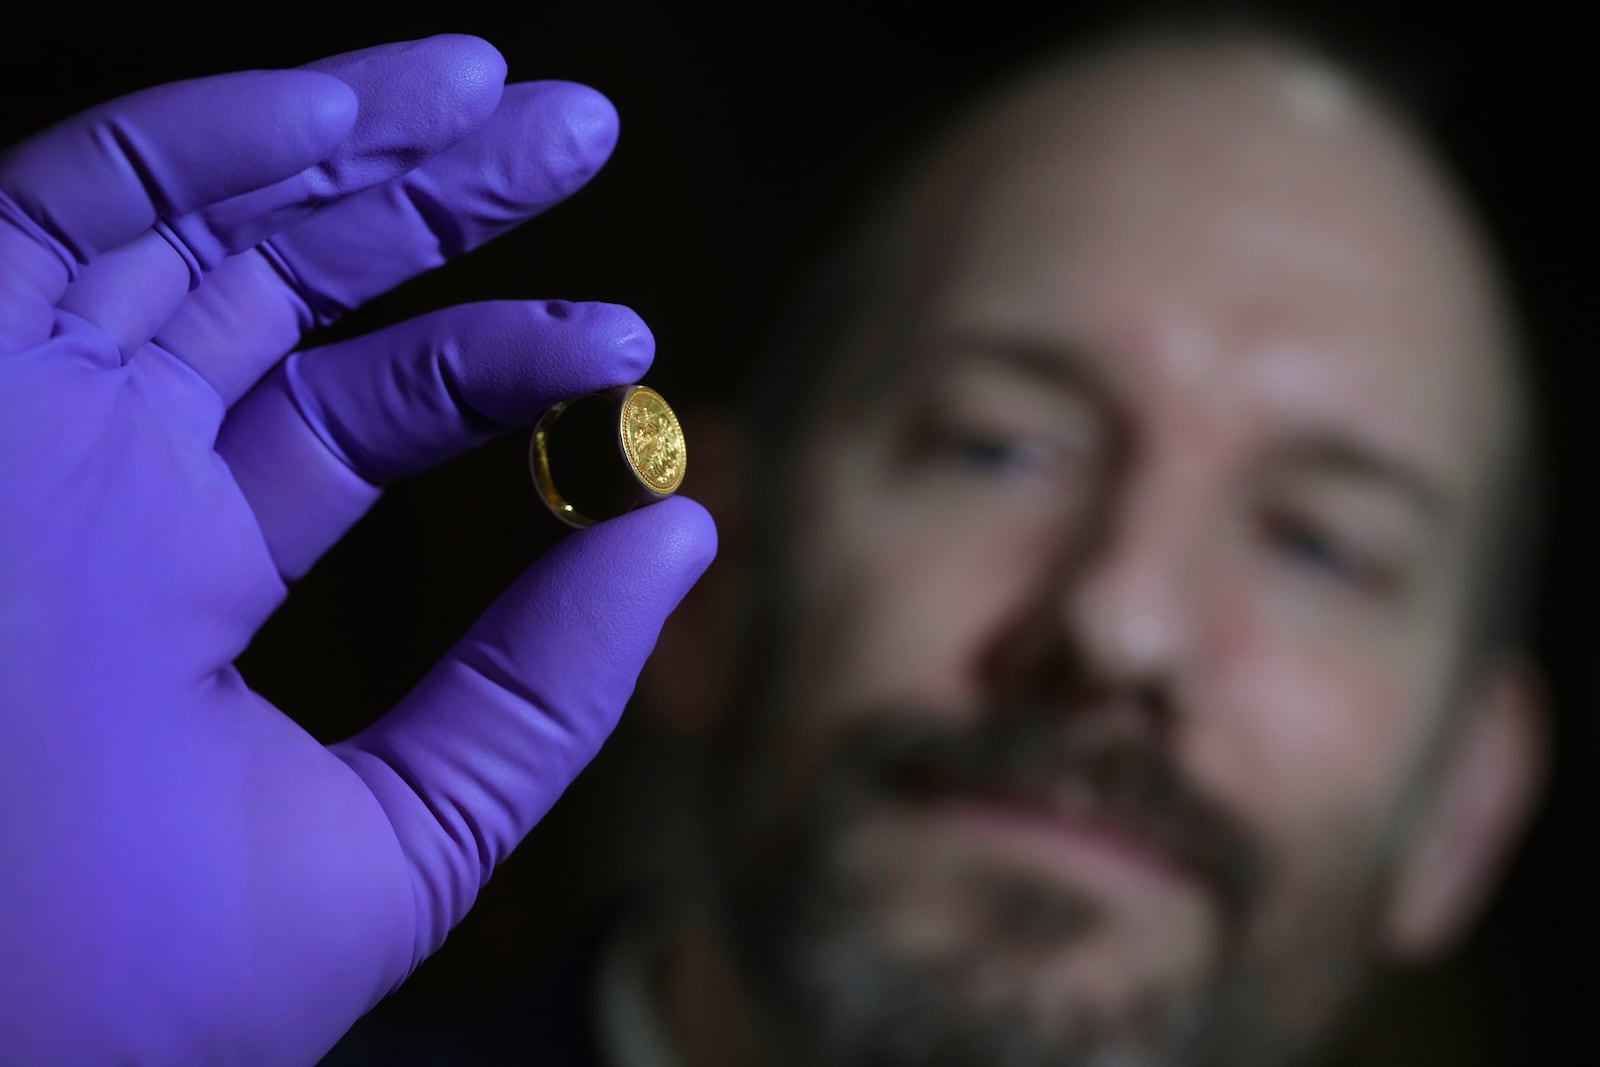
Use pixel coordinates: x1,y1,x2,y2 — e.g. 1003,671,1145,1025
715,45,1516,1067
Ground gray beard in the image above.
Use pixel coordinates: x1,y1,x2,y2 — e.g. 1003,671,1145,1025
777,876,1214,1067
716,832,1370,1067
707,712,1381,1067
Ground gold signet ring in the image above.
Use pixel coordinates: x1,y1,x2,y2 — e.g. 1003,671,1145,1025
530,384,687,528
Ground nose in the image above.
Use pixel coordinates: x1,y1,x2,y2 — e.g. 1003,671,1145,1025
1063,490,1196,689
985,460,1201,734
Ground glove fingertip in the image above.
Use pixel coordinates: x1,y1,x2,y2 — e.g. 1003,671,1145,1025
556,81,621,166
286,71,361,153
416,33,510,122
551,300,655,382
656,494,720,580
514,81,620,179
605,495,720,605
301,34,509,146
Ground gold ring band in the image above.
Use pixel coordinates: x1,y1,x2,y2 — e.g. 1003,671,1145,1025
529,384,687,529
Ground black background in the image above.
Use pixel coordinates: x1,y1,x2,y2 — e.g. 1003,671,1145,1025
2,2,1592,1064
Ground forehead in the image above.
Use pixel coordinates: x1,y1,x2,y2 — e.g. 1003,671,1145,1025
865,39,1518,505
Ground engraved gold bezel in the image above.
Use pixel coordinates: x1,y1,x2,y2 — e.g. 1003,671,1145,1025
618,386,687,495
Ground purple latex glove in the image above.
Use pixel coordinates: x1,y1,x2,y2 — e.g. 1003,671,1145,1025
0,34,715,1065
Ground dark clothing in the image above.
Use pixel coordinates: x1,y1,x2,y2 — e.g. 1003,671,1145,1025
318,921,613,1067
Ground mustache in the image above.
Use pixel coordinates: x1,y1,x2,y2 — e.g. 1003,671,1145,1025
821,699,1266,928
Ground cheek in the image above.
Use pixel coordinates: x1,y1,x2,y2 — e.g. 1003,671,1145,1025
785,474,1051,727
1185,581,1436,884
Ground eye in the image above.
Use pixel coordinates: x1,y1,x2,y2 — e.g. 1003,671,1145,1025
915,421,1052,480
1258,508,1403,600
943,430,1040,474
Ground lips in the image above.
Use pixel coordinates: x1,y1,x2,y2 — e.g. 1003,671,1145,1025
892,773,1212,889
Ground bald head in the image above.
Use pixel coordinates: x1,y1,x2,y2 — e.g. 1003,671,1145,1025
765,27,1533,660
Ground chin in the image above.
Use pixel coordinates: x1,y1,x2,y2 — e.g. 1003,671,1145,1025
724,828,1353,1067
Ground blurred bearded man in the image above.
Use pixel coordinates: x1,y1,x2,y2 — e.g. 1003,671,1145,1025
627,19,1548,1067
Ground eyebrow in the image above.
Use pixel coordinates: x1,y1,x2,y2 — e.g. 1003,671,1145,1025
931,330,1120,415
1265,434,1457,529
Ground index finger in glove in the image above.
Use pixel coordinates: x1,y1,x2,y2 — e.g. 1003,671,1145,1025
0,68,358,352
215,298,652,584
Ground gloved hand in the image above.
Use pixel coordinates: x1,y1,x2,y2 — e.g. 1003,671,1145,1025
0,34,715,1066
